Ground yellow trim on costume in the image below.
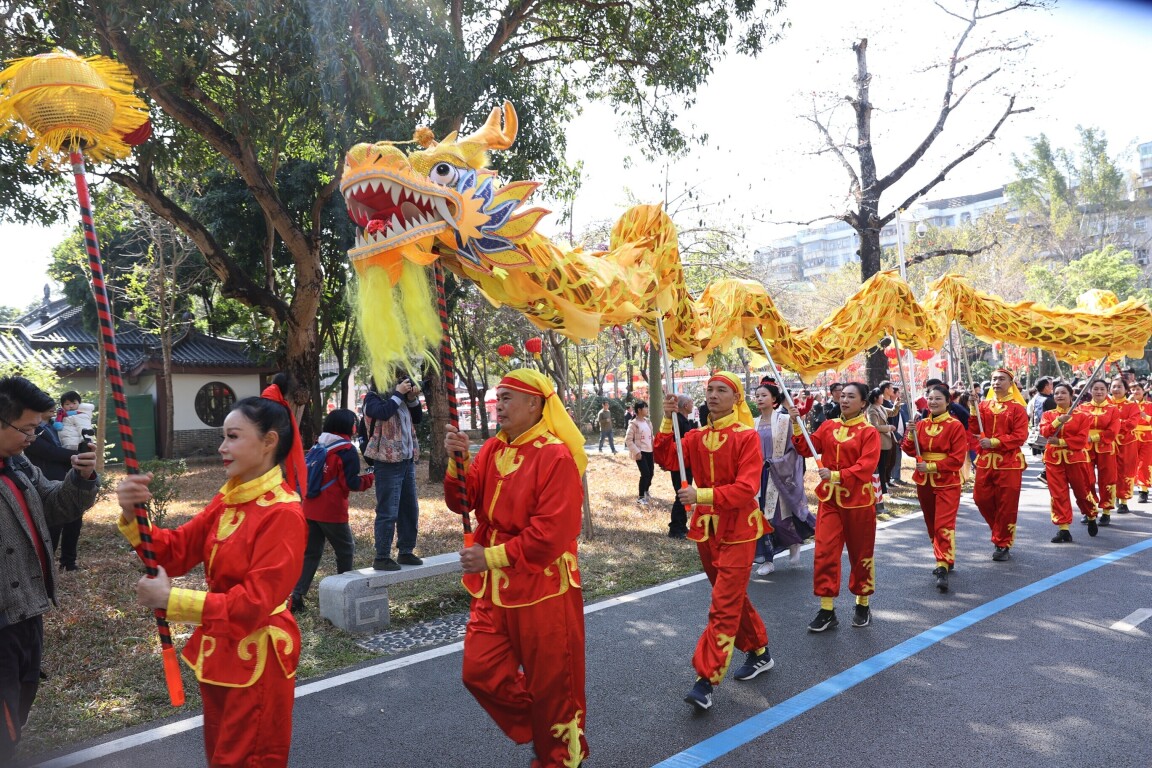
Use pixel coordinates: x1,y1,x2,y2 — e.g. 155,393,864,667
185,625,298,688
117,514,151,548
921,452,948,461
695,487,714,506
829,471,841,485
166,587,207,625
926,462,938,473
989,438,1001,448
485,543,510,570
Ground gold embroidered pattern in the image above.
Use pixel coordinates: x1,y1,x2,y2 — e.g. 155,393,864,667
494,446,524,477
702,430,728,452
549,711,586,768
711,632,737,684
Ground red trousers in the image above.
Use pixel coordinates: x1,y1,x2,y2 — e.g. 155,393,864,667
463,589,588,768
1137,439,1152,490
1047,460,1098,526
1117,441,1137,501
694,538,768,684
1088,449,1116,511
200,664,295,768
972,469,1022,549
812,502,877,599
916,484,959,566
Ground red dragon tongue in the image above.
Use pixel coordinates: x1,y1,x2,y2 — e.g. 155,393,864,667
365,219,387,235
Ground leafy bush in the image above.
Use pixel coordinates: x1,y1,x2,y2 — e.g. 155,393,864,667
137,458,189,528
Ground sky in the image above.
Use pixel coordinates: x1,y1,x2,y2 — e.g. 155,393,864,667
0,0,1148,311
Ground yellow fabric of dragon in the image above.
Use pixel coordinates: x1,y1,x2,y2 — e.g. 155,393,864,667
340,102,1152,384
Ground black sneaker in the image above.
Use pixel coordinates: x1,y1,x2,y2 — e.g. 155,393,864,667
933,566,949,593
373,557,402,571
1118,503,1132,514
851,604,871,628
1087,517,1099,537
1141,490,1149,503
732,649,775,681
1038,470,1048,486
1099,513,1111,527
684,678,713,710
992,546,1011,562
1051,529,1073,544
290,593,305,612
807,608,839,633
397,553,423,566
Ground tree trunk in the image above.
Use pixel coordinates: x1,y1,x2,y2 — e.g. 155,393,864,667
427,372,449,483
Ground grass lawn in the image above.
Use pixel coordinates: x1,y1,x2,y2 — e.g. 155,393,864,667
22,448,928,760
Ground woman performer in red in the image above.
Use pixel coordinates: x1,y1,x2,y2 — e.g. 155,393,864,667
1076,379,1118,527
1110,377,1138,516
786,382,880,633
655,372,771,711
1131,381,1152,504
116,374,307,768
1040,381,1099,542
901,384,968,593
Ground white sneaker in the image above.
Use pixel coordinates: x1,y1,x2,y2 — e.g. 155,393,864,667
756,561,775,577
788,544,801,565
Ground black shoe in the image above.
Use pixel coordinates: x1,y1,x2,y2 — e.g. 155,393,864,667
948,563,956,571
397,553,423,566
373,557,401,571
1087,517,1099,537
290,593,305,612
1037,470,1048,486
992,546,1011,562
851,604,871,628
1118,503,1131,514
1141,490,1149,503
668,530,688,540
732,649,775,681
684,678,713,710
1099,513,1111,527
807,608,839,633
1051,529,1073,544
933,566,949,593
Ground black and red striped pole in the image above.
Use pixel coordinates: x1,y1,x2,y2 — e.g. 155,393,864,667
434,262,473,546
70,147,185,707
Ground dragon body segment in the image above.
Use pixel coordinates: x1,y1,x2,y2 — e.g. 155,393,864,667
340,102,1152,384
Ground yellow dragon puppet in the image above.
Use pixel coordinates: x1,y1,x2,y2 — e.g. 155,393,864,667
340,102,1152,384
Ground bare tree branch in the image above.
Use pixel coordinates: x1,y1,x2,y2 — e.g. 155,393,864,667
904,241,999,267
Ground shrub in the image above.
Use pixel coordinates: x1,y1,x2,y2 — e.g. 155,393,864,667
137,458,189,528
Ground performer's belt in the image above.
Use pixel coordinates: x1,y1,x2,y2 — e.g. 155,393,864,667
921,452,948,461
1137,426,1152,432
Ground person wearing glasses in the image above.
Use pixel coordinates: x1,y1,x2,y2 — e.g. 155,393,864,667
0,376,98,763
26,401,90,572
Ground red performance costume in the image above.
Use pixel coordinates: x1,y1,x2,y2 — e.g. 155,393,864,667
653,372,768,687
1077,399,1118,515
1134,401,1152,495
1040,407,1098,529
1112,396,1139,506
969,377,1029,552
793,412,880,604
901,413,968,569
119,466,306,767
445,370,588,768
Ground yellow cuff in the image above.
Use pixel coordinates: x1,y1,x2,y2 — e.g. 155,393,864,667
792,424,804,436
1056,439,1066,447
1089,434,1100,443
660,418,674,434
117,514,152,548
926,462,938,474
696,487,715,506
829,471,841,485
990,438,1001,448
484,543,510,570
166,587,206,624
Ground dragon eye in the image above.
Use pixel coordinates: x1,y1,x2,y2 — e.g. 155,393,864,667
429,162,460,186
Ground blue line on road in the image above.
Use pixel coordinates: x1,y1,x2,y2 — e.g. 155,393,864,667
652,537,1152,768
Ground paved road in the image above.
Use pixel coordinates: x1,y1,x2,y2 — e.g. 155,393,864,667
23,459,1152,767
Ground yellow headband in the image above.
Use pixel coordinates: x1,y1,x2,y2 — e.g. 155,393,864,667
708,371,754,427
499,368,587,475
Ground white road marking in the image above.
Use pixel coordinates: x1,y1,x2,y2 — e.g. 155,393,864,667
1111,608,1152,632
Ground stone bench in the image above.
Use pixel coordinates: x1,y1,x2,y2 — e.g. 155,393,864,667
318,552,462,634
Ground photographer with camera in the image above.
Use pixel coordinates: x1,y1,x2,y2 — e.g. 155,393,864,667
26,397,94,572
362,375,425,571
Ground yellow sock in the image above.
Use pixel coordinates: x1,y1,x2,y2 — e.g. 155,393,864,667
820,597,835,611
754,647,766,657
1059,524,1070,531
936,561,948,569
856,595,870,607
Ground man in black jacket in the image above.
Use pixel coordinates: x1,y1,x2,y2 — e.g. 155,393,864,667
25,404,83,571
0,377,97,762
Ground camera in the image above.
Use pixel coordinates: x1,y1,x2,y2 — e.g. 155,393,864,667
78,427,96,453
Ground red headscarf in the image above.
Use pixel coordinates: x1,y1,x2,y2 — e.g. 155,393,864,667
261,383,307,496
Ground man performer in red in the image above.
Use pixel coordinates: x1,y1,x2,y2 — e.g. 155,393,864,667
1077,379,1118,527
654,372,771,711
969,368,1029,562
443,369,588,768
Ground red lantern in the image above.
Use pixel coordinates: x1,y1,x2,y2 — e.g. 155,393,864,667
884,347,898,359
914,348,934,362
497,343,515,358
524,336,543,360
606,373,614,382
936,360,948,370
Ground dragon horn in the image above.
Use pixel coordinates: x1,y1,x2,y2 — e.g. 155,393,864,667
459,101,518,151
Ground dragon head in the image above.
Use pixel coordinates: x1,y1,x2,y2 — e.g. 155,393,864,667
340,101,547,283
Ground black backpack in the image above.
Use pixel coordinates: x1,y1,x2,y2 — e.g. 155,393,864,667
304,439,350,498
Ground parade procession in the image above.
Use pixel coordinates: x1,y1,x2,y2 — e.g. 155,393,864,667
2,2,1152,765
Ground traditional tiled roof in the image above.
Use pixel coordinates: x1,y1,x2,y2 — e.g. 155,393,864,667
0,298,269,374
